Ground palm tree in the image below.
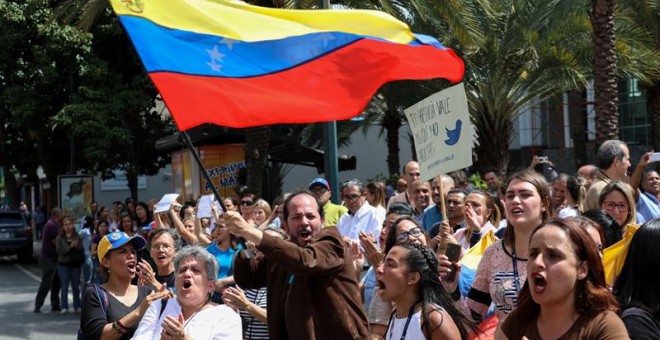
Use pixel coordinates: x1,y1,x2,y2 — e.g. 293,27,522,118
591,0,618,144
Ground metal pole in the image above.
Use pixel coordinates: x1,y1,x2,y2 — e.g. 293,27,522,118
179,131,250,256
319,0,340,203
179,131,227,212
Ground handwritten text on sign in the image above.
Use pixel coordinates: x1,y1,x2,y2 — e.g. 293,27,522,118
404,83,473,182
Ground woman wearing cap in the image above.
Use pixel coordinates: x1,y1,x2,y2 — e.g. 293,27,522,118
133,245,242,339
80,232,172,339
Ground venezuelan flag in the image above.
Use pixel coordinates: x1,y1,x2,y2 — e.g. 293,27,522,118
109,0,465,130
458,230,497,298
603,224,639,286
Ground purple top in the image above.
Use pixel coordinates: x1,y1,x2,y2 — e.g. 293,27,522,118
40,218,60,261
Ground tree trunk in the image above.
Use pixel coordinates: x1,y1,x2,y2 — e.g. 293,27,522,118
473,109,512,178
125,167,139,202
568,90,589,168
36,133,63,208
244,126,270,198
382,103,401,176
3,167,20,209
591,0,618,145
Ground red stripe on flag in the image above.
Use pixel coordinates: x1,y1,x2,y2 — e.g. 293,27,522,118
151,39,464,129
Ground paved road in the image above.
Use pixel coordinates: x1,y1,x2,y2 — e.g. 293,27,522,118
0,255,79,340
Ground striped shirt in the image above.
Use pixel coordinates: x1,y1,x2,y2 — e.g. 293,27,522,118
240,288,269,339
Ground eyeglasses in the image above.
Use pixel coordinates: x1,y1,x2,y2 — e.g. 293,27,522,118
396,227,424,242
603,201,628,212
343,194,361,201
241,200,254,206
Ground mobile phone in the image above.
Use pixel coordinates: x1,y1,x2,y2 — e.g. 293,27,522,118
445,243,461,263
650,152,660,162
445,243,461,282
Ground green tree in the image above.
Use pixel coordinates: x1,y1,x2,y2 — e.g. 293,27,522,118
0,0,92,207
56,10,171,200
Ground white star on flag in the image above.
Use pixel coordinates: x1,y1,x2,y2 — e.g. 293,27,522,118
219,38,239,50
206,45,225,61
207,59,222,72
313,33,335,48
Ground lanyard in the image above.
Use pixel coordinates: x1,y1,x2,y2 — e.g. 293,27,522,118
388,304,416,340
510,244,521,293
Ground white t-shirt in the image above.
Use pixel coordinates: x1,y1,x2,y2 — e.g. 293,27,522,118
132,298,242,340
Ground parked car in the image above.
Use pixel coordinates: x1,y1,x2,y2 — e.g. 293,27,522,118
0,211,33,262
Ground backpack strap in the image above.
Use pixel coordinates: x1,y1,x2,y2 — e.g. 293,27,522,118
93,284,108,319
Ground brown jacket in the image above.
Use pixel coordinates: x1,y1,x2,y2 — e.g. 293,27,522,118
234,227,369,340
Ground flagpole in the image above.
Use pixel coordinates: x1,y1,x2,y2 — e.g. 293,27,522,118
179,130,250,257
319,0,340,204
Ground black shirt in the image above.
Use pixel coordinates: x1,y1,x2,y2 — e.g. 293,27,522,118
80,285,153,339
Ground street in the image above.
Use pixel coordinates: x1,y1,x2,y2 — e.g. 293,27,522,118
0,255,78,340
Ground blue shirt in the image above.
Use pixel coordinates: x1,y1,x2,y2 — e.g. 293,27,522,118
421,206,443,233
361,267,377,310
206,242,242,278
636,192,660,222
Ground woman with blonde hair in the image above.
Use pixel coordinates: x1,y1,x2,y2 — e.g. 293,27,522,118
455,189,500,250
251,199,272,227
366,182,387,221
599,181,645,231
558,175,588,218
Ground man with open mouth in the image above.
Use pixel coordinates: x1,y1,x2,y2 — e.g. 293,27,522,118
224,190,369,339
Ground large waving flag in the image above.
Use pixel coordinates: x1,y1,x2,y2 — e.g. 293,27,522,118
603,224,639,286
109,0,465,130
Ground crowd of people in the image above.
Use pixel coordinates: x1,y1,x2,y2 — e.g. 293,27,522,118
29,138,660,339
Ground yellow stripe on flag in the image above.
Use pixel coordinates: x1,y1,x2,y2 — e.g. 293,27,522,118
603,224,639,286
461,230,497,269
109,0,415,44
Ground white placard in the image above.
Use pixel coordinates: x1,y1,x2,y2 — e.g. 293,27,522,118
404,83,474,182
154,193,180,213
196,194,214,218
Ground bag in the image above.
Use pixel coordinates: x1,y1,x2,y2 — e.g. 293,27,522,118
70,248,86,266
77,284,108,340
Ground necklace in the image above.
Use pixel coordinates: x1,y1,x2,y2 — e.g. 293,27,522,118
183,301,209,328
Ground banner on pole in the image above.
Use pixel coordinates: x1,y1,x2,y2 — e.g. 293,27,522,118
404,83,473,182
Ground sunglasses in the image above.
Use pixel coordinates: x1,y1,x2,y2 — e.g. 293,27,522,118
343,194,361,201
241,200,254,206
396,227,424,243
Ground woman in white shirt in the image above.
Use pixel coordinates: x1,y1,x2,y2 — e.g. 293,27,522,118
133,245,242,339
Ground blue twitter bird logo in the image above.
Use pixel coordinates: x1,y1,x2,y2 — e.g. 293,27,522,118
444,119,462,145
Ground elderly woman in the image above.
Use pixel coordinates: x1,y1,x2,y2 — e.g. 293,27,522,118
132,245,242,339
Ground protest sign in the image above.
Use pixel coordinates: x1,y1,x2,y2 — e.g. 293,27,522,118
404,83,473,182
154,193,180,213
